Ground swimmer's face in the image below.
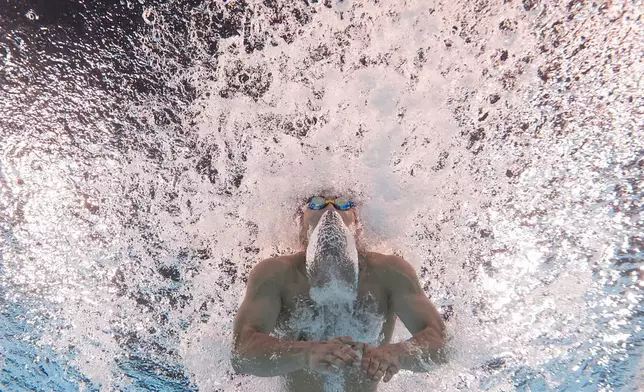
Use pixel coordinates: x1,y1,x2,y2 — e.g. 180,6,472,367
302,200,357,237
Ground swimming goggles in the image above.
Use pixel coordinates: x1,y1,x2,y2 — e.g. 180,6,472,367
308,196,355,211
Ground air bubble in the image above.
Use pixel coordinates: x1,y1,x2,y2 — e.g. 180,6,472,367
142,8,156,25
25,9,39,21
152,29,162,42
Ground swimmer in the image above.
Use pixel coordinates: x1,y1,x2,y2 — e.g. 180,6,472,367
231,195,446,391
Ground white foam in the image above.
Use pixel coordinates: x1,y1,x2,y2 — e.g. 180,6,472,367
305,209,359,293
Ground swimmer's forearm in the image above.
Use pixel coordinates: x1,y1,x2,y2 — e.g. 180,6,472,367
231,332,312,377
391,326,447,372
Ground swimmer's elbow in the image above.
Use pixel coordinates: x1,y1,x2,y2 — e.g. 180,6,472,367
231,330,258,374
432,327,448,364
230,347,274,377
230,349,246,374
230,344,256,375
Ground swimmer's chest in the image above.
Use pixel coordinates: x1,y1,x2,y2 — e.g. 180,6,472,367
275,264,395,343
281,279,388,314
283,257,389,311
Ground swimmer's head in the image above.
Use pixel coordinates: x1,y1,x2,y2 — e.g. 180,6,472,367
297,191,361,248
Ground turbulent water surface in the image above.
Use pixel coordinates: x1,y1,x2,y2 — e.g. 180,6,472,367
1,0,642,391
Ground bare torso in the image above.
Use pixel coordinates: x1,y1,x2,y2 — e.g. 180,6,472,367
272,251,396,392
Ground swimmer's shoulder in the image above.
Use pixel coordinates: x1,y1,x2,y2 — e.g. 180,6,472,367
248,254,297,286
272,251,307,282
365,251,414,279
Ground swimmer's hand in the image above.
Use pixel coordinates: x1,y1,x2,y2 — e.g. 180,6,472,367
305,336,362,374
359,344,401,383
329,336,368,354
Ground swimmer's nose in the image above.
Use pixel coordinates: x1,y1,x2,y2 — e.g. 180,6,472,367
324,203,337,211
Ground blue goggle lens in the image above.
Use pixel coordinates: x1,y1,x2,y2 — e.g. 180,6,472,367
309,196,353,211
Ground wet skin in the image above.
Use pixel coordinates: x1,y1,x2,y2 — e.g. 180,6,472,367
231,202,446,391
277,250,396,392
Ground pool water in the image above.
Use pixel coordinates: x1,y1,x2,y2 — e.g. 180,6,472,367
1,0,642,391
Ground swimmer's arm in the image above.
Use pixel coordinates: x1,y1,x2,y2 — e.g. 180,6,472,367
231,258,313,377
384,256,447,371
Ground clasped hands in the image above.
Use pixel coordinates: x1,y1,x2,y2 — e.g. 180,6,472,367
306,336,400,383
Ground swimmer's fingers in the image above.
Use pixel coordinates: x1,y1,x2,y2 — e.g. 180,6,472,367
324,352,352,369
323,354,345,369
363,356,381,379
349,341,368,353
372,363,388,382
382,363,400,382
329,336,369,356
343,345,362,366
331,347,359,367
